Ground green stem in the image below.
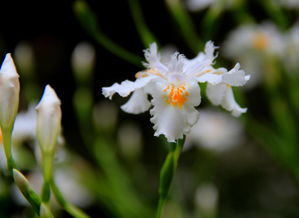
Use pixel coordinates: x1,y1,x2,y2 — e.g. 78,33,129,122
165,0,202,53
156,137,185,218
50,178,90,218
73,0,143,67
2,127,16,177
128,0,157,47
41,153,53,203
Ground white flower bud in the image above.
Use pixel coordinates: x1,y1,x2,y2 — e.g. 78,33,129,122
71,42,95,82
36,85,61,152
0,54,20,130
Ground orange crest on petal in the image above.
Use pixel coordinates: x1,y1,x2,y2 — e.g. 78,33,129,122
163,84,189,108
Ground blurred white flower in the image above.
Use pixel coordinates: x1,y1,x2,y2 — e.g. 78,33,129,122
274,0,299,8
223,22,284,88
186,109,244,152
186,0,236,11
283,22,299,73
12,104,36,144
103,42,249,142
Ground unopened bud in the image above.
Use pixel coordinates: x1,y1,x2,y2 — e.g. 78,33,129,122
0,54,20,130
36,85,61,152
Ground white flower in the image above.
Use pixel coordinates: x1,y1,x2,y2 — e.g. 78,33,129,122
0,54,20,130
186,108,244,152
102,42,248,142
223,23,283,88
36,85,61,152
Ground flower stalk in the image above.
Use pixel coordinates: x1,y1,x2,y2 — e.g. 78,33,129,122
156,136,185,218
2,127,16,176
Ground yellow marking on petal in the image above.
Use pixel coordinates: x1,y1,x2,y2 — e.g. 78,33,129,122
135,71,149,78
163,84,189,109
135,68,165,79
253,32,268,51
195,69,213,77
0,129,2,144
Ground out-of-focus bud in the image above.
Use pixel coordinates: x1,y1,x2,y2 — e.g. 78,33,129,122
13,169,41,215
40,203,54,218
0,54,20,130
163,201,183,218
195,184,218,217
36,85,61,153
118,122,142,160
14,41,35,76
71,42,95,83
93,101,118,131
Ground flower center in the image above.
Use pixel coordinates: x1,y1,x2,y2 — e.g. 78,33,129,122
253,32,268,51
163,84,189,108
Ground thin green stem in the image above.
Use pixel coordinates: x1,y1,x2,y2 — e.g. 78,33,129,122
73,0,143,67
50,178,90,218
2,127,16,177
128,0,157,47
165,0,202,53
41,153,53,203
156,137,185,218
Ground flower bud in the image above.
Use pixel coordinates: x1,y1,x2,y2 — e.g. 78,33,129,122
71,42,95,82
0,54,20,130
36,85,61,152
13,169,41,214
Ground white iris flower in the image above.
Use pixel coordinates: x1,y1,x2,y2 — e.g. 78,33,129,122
102,42,249,142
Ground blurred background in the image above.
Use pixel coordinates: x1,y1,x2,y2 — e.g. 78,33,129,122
1,0,299,217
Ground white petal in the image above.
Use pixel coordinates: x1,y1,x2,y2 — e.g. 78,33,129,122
121,89,151,114
143,43,168,73
197,73,222,84
222,63,250,86
204,41,217,61
206,83,227,105
102,76,154,99
149,83,200,142
222,87,247,117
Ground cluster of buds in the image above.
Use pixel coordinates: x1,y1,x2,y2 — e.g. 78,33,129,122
0,53,61,216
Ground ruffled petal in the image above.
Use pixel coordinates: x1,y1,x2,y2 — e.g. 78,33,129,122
102,76,154,99
121,89,151,114
222,63,250,86
222,87,247,117
206,83,227,105
143,43,168,73
149,83,200,142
